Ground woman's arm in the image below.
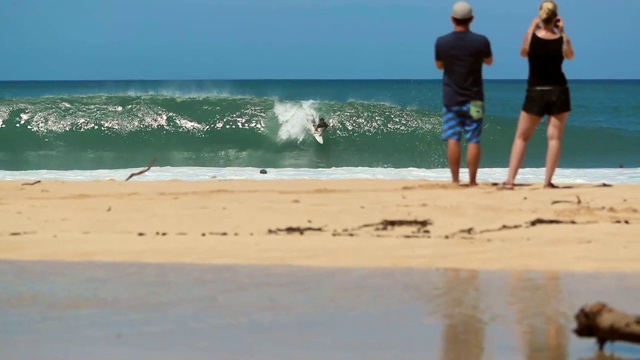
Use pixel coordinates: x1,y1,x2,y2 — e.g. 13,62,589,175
520,17,540,57
562,34,575,60
556,18,575,60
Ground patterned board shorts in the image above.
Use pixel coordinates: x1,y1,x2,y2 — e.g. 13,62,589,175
441,101,484,144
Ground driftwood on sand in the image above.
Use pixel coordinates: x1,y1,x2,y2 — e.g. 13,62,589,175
21,180,42,186
574,302,640,351
125,158,156,181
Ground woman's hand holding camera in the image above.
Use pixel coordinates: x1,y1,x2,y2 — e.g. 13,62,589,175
555,17,565,34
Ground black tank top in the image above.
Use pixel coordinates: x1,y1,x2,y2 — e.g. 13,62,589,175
527,32,567,88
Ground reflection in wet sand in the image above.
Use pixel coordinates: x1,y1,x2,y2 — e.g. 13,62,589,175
2,261,640,360
509,271,569,360
439,270,485,360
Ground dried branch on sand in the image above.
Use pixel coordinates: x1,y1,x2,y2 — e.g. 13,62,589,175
125,158,156,181
21,180,42,186
268,226,325,235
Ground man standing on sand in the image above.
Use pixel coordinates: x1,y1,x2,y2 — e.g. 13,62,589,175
435,1,493,186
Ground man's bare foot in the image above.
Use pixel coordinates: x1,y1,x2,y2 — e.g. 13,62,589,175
543,182,559,189
469,182,479,187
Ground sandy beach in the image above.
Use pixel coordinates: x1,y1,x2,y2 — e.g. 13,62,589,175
0,179,638,272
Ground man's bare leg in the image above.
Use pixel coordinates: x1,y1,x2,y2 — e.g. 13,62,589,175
467,143,481,186
447,139,461,184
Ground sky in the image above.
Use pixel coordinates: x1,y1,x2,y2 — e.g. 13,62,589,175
0,0,637,80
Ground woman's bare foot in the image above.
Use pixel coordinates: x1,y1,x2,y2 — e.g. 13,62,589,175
501,182,515,190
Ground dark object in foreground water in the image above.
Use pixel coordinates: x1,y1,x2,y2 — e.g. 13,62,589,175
260,169,267,174
126,158,156,181
574,302,640,351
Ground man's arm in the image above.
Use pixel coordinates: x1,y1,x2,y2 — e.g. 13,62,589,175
483,37,493,66
434,38,444,70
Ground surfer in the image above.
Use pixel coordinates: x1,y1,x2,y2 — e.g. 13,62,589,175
313,117,329,134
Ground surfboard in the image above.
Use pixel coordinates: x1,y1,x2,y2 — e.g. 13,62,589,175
310,125,324,144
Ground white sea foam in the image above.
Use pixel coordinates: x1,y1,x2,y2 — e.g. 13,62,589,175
273,100,318,143
1,167,638,184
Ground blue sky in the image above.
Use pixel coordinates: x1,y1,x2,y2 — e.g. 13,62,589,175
0,0,637,80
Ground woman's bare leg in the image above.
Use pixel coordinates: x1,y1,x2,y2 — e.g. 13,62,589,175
504,111,543,187
544,112,569,187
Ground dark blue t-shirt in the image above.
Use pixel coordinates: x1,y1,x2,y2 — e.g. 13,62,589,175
435,31,492,107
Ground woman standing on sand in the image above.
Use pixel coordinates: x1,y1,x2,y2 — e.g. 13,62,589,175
502,1,574,189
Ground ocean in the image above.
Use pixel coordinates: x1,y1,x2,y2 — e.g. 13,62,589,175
0,80,638,183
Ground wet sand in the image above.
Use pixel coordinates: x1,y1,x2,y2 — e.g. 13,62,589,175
2,260,640,360
0,179,639,271
2,179,640,358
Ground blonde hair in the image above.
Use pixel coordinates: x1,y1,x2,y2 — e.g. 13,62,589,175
539,1,558,25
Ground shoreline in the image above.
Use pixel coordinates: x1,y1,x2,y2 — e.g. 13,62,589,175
1,166,639,184
1,179,638,272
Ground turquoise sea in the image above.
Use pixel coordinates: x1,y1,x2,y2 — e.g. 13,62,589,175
0,80,638,182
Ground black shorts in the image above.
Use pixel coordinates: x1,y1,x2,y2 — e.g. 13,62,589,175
521,86,571,117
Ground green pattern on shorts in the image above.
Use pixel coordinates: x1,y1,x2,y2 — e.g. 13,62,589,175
469,100,484,120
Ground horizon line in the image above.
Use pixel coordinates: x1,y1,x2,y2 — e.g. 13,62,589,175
1,78,638,82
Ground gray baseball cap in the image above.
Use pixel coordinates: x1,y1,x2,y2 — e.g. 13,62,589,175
452,1,473,20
